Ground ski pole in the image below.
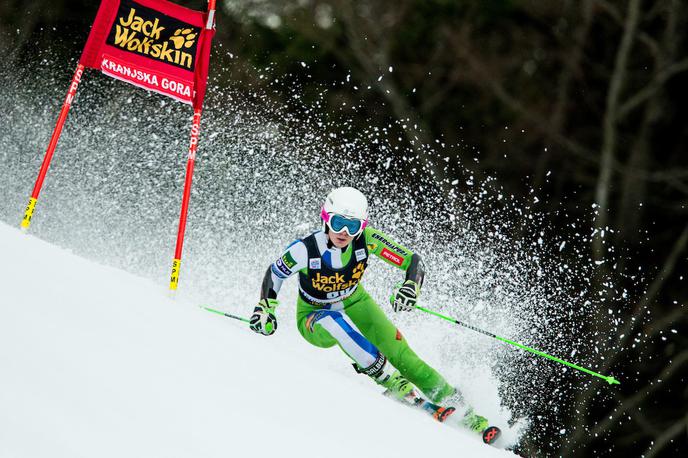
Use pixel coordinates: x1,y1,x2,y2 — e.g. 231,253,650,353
415,305,620,385
200,305,250,324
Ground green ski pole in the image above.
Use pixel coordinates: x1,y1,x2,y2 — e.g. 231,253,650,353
200,305,250,324
415,305,620,385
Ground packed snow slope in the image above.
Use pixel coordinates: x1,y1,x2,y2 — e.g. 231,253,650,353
0,222,513,458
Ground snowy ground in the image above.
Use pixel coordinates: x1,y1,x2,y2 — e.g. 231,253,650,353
0,222,514,458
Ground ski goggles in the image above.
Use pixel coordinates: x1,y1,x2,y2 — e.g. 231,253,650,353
321,209,367,237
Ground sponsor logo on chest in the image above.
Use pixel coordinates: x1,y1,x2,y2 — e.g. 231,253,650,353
309,258,321,270
311,262,366,293
354,248,367,261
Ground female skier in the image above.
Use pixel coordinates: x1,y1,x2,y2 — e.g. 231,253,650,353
249,186,490,435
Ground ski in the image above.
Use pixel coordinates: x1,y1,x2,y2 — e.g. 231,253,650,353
383,388,502,445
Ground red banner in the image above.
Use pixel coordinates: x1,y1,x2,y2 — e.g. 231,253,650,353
80,0,214,108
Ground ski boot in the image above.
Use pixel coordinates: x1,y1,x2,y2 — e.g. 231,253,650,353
379,370,415,400
359,355,415,401
461,407,501,444
442,388,501,445
461,407,489,433
381,376,457,423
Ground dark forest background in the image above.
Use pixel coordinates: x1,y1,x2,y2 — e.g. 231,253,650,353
1,1,686,456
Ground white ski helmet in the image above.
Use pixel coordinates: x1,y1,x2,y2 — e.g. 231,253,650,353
320,187,369,236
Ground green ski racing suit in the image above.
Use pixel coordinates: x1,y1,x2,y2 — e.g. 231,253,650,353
260,226,454,403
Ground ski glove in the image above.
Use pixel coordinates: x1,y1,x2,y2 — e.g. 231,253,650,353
390,280,420,312
250,299,279,336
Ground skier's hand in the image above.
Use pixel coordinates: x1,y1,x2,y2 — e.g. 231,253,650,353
250,299,279,336
390,280,419,312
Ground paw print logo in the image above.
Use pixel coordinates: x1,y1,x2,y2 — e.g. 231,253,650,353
351,262,365,281
169,28,197,49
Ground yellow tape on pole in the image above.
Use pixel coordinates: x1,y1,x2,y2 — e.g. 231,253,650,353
20,198,38,231
169,258,182,290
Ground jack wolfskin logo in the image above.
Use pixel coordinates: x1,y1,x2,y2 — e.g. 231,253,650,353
351,262,365,280
311,262,366,293
169,28,197,49
106,0,200,70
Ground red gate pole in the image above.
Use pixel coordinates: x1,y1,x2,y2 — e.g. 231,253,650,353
168,0,216,292
21,63,85,232
206,0,217,28
168,109,202,292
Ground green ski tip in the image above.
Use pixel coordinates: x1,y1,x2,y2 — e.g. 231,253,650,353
606,376,620,385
